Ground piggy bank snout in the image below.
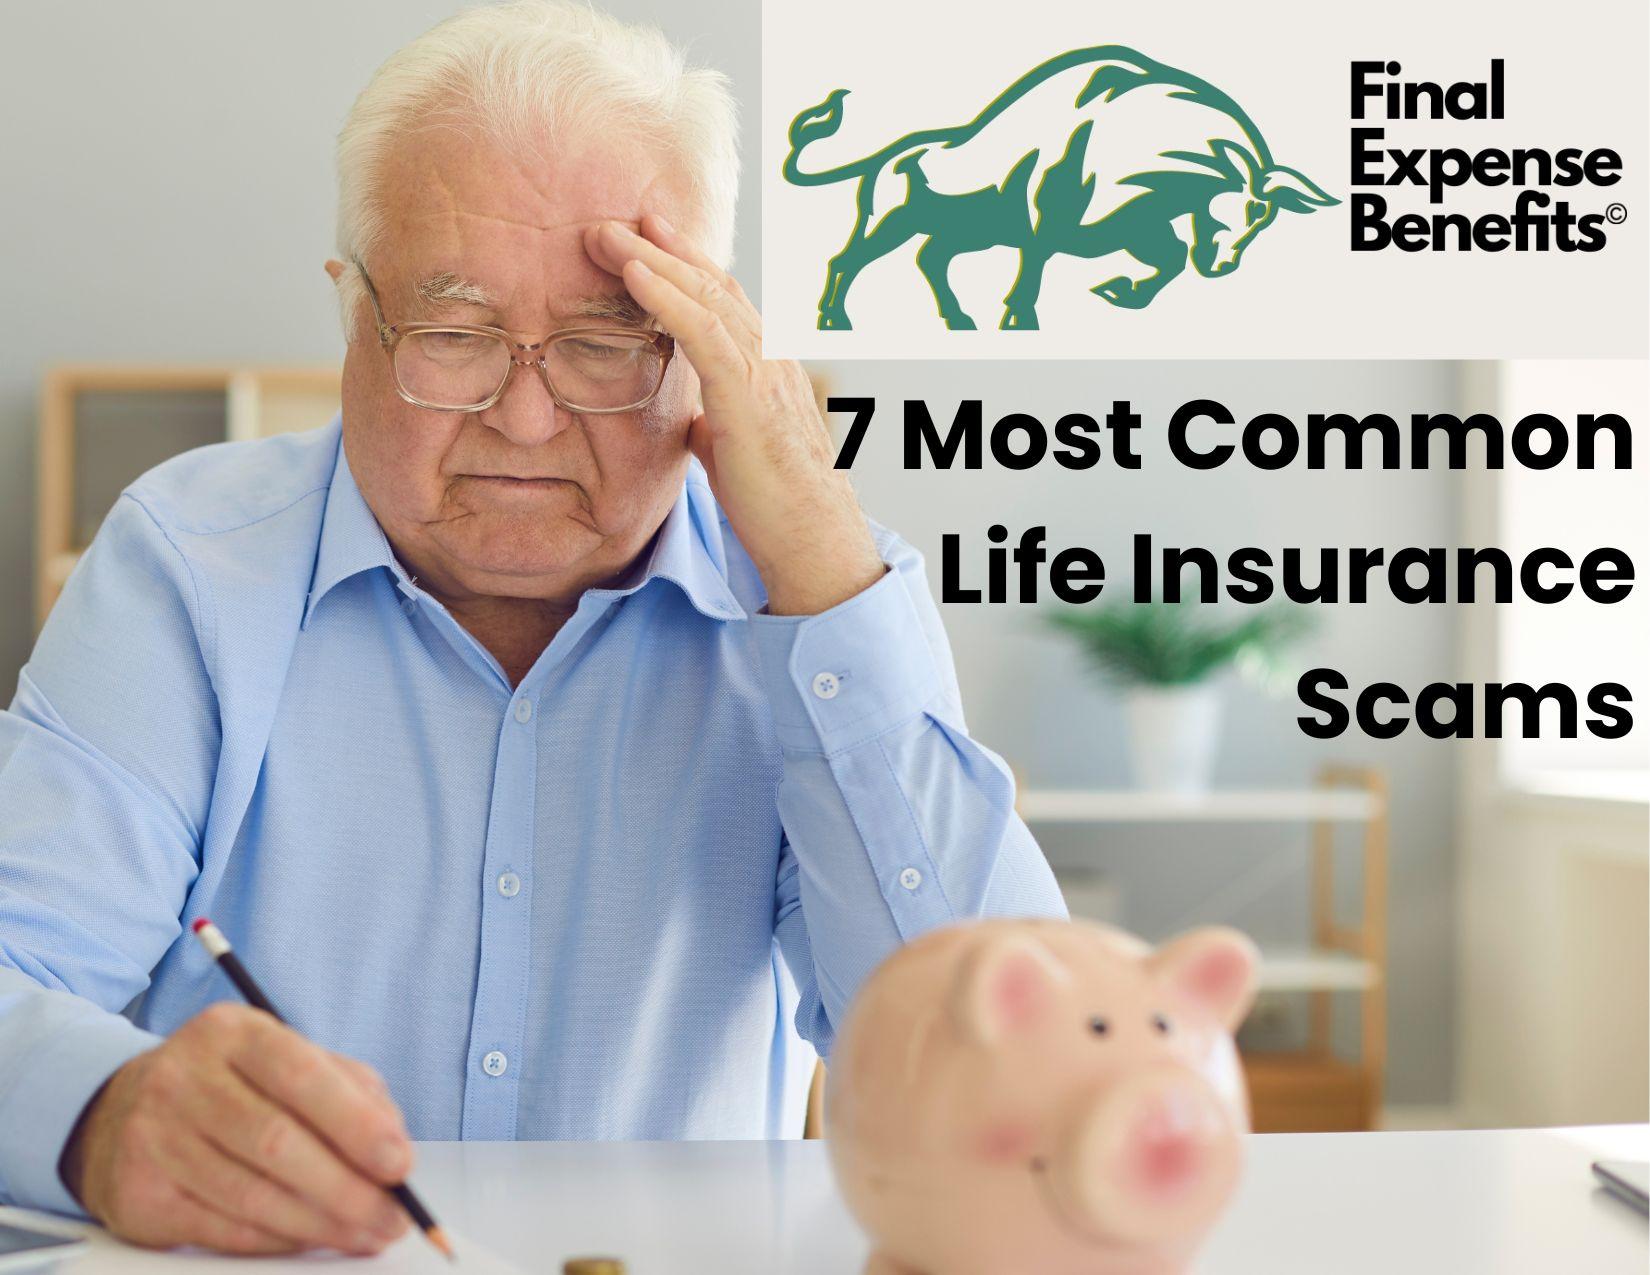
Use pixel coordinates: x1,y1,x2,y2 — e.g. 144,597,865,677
1049,1067,1241,1244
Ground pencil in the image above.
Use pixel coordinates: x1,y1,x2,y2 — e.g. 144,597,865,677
191,917,456,1263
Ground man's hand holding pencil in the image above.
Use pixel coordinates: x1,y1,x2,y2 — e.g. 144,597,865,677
58,929,419,1258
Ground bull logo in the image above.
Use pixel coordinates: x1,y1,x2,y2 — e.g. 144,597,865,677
782,45,1337,330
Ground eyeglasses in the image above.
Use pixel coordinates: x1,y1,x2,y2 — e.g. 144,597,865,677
353,259,675,414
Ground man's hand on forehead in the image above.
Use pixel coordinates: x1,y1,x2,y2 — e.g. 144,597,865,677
580,214,886,618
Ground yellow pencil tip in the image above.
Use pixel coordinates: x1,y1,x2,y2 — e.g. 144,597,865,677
428,1227,456,1261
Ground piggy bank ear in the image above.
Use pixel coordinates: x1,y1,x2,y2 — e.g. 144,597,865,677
953,933,1071,1045
1149,927,1259,1032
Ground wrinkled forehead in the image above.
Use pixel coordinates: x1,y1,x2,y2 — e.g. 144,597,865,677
372,121,697,320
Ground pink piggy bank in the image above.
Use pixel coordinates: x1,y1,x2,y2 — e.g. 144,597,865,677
825,918,1260,1275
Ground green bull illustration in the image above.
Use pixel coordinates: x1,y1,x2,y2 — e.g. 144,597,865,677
782,45,1337,330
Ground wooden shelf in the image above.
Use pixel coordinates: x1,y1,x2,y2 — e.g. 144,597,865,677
1242,1050,1375,1133
1019,788,1382,824
35,364,339,626
1257,948,1378,992
1027,768,1391,1133
43,550,80,589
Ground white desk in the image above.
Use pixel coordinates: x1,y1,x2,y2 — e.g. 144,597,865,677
10,1125,1646,1274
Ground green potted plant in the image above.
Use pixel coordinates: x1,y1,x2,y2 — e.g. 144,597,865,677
1046,599,1313,792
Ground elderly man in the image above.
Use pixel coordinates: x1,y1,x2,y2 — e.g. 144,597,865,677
0,0,1062,1257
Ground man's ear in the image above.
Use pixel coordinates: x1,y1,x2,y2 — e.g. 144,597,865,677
952,932,1071,1046
324,259,346,283
1148,927,1259,1032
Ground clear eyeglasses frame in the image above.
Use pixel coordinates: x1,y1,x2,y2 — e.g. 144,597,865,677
352,258,675,415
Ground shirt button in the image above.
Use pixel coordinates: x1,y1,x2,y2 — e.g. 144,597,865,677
513,697,533,724
811,672,841,700
497,871,521,898
899,867,923,890
482,1050,508,1077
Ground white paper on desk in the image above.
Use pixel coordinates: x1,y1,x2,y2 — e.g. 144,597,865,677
364,1229,528,1273
124,1232,523,1272
0,1209,526,1275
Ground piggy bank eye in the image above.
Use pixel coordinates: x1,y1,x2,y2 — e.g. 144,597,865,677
1087,1016,1110,1037
1152,1013,1172,1035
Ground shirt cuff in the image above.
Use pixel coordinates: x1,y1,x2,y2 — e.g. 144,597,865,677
0,1015,160,1216
749,565,945,755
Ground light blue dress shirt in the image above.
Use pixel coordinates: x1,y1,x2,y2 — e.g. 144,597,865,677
0,417,1063,1214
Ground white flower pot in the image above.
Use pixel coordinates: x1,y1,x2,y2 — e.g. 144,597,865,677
1123,685,1222,793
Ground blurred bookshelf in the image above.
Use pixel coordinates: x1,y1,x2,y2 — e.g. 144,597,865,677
36,364,339,626
1027,768,1389,1132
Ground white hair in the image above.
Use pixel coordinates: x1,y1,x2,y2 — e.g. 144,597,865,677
332,0,740,340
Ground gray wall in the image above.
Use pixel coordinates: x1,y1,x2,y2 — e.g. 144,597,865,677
0,2,1457,1104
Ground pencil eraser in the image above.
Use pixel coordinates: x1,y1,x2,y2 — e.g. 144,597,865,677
192,917,211,933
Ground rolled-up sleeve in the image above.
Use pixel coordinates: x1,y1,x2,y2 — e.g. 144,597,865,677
753,529,1066,1055
0,494,218,1213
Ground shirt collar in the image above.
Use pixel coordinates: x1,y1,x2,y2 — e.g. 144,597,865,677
302,433,405,629
598,460,747,621
303,432,746,629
